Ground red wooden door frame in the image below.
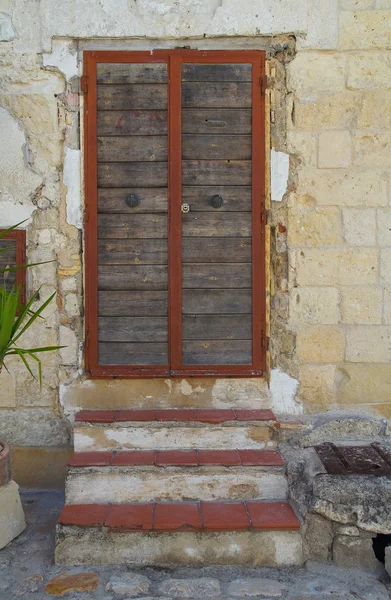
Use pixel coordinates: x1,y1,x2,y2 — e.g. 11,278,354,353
83,50,267,378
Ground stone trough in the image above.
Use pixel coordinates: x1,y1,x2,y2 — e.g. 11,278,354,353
0,440,26,549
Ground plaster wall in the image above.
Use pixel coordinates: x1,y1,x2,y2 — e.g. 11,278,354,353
0,0,390,485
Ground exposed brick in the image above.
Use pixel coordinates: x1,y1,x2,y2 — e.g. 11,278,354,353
115,410,157,422
58,504,107,527
201,502,251,531
155,450,198,466
239,450,285,466
154,502,202,531
234,409,276,421
112,451,156,466
67,452,113,467
198,450,241,466
246,501,301,530
195,409,235,423
105,504,153,532
157,409,197,421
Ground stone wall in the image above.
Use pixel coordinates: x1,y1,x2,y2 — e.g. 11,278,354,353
0,0,390,486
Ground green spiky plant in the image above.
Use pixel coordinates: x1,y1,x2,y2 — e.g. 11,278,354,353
0,222,64,384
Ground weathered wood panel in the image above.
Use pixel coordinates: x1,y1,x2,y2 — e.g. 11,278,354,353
98,291,168,316
182,160,251,186
182,187,251,212
98,214,167,239
182,63,252,82
182,135,251,161
97,111,168,136
0,240,16,291
99,265,167,291
182,213,251,237
182,340,252,365
97,63,168,85
98,188,167,214
98,239,167,265
182,289,251,314
182,238,251,263
182,109,251,135
98,136,167,162
182,315,252,340
99,317,168,342
182,264,251,288
97,85,167,110
99,342,168,365
98,162,168,187
182,83,252,108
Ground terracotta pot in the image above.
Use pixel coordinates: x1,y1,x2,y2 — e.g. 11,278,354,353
0,441,10,487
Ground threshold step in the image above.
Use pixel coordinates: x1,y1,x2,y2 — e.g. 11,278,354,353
75,408,276,424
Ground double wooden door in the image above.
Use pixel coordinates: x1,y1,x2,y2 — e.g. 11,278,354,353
84,50,266,378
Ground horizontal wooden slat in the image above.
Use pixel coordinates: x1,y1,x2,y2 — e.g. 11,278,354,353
182,187,251,212
182,63,252,82
98,188,167,213
182,213,251,237
182,264,251,288
182,135,251,161
182,289,251,314
99,266,167,291
99,342,168,365
182,315,252,340
98,239,167,265
182,238,251,263
182,82,252,108
182,340,252,365
97,85,167,110
98,291,168,316
97,63,168,85
98,214,167,239
98,136,167,162
182,109,251,135
97,111,168,136
99,317,168,342
0,241,17,291
182,160,251,186
98,162,168,187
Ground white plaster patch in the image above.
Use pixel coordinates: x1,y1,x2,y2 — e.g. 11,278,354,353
63,147,82,229
0,11,15,40
43,39,79,81
270,368,303,415
271,149,289,202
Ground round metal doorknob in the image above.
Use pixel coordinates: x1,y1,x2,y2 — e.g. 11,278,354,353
125,193,140,208
210,194,224,209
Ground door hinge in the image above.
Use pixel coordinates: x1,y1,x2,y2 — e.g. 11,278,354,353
259,75,268,96
80,75,89,93
261,332,269,351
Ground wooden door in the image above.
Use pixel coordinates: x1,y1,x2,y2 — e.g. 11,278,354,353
84,50,266,378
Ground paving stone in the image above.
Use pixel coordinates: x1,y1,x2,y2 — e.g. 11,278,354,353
228,577,288,596
44,571,99,596
105,572,151,596
158,578,221,598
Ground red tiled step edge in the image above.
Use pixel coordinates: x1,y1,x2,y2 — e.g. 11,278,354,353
75,408,276,424
58,500,300,532
67,449,285,468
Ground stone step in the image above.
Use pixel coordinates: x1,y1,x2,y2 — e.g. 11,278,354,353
65,450,287,504
74,409,278,452
56,500,303,567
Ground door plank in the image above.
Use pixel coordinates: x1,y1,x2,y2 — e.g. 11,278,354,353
182,289,252,314
98,162,168,187
182,238,251,263
98,239,168,265
97,84,167,110
182,212,251,237
182,340,252,365
182,264,251,288
182,82,252,108
98,214,167,239
97,111,168,136
99,342,168,365
98,188,167,213
182,63,252,82
182,186,251,212
182,315,252,340
182,109,251,135
182,160,251,186
98,136,167,162
182,135,251,161
99,317,168,342
98,291,168,316
99,265,168,291
97,63,168,85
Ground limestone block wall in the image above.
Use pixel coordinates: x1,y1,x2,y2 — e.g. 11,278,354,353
0,0,390,485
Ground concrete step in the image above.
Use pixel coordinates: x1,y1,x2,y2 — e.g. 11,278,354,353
65,450,287,504
74,409,279,452
55,500,303,567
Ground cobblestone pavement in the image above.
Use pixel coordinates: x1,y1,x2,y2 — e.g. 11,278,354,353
0,491,390,600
